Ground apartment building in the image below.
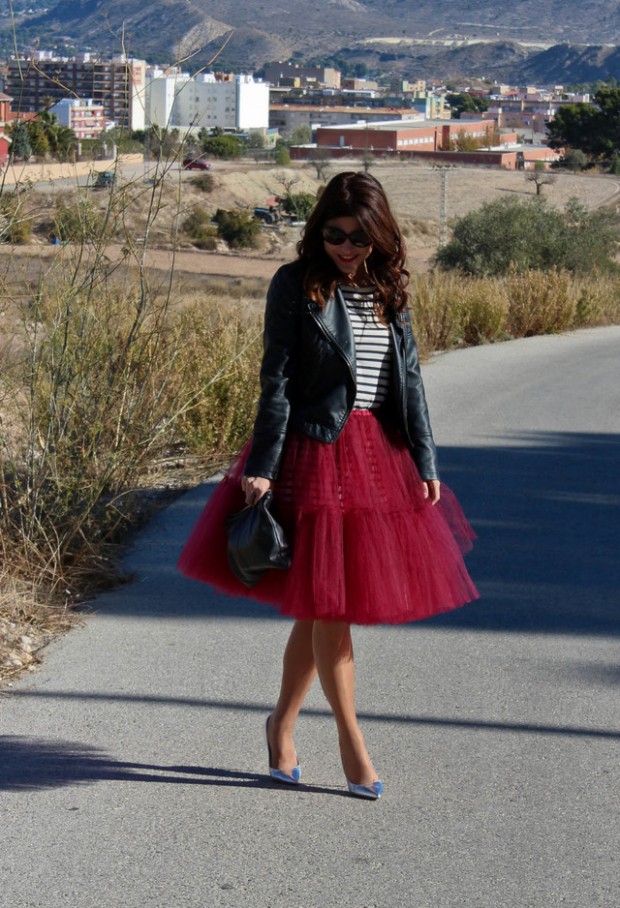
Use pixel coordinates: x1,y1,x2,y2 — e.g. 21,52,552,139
4,53,146,130
0,91,12,125
144,72,269,131
49,98,105,139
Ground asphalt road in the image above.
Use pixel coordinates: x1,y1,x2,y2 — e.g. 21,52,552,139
2,326,620,908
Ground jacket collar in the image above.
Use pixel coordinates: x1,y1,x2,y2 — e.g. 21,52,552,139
307,287,356,371
308,289,404,368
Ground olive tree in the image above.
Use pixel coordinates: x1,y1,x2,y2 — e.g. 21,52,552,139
435,196,618,276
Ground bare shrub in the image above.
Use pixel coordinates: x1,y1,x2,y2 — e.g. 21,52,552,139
460,278,509,345
173,308,262,459
403,218,438,239
53,195,112,243
506,269,577,337
0,154,266,657
0,568,78,679
409,268,620,356
0,189,33,244
574,274,620,326
1,281,175,595
0,277,262,608
410,271,466,358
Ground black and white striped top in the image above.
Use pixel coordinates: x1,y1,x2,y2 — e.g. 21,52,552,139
340,285,392,410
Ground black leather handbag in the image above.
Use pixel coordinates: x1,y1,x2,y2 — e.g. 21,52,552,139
225,491,292,587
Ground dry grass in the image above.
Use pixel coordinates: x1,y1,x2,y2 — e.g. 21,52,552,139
0,208,263,683
410,269,620,359
0,573,78,679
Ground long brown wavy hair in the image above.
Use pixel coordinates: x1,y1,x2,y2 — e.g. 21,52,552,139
297,171,409,314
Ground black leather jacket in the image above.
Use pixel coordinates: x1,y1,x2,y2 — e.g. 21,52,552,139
244,261,439,481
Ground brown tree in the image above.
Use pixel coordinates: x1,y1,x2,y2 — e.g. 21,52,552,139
526,161,557,196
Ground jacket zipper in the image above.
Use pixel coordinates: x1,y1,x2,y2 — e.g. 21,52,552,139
390,322,414,448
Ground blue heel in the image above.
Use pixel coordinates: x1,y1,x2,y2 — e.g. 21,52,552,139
346,778,383,800
266,716,301,785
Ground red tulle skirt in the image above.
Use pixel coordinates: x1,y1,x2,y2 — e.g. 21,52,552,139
177,410,479,624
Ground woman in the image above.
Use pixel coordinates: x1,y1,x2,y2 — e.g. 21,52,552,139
178,171,478,800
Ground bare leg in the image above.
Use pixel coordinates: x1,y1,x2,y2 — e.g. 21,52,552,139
267,619,317,772
312,620,378,786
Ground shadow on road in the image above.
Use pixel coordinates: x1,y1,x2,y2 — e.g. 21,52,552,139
92,430,620,637
0,735,346,795
432,430,620,635
3,704,620,790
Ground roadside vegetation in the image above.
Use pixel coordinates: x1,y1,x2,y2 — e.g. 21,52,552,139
0,155,264,681
411,269,620,359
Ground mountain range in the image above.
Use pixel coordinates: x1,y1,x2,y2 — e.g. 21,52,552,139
4,0,620,85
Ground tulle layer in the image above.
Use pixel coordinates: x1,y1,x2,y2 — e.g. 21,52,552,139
177,410,479,624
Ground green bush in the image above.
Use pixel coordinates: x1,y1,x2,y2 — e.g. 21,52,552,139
274,145,291,166
201,135,245,159
561,199,619,273
560,149,588,172
182,205,218,250
281,191,316,220
213,208,260,249
435,197,619,276
190,173,215,193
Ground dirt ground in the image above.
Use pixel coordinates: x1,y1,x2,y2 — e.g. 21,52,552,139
180,160,620,276
2,159,619,294
187,157,620,223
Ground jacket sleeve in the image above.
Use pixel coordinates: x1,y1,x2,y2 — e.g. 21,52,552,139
243,265,301,480
401,308,440,482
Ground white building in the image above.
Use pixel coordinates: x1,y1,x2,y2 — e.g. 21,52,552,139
144,68,190,128
144,72,269,132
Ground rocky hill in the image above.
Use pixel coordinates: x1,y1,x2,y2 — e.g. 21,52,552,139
3,0,620,84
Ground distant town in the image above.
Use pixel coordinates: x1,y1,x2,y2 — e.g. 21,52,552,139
0,49,609,172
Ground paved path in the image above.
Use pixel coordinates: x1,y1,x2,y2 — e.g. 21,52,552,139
2,327,620,908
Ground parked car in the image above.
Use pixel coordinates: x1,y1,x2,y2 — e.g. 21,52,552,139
182,158,211,171
92,170,116,189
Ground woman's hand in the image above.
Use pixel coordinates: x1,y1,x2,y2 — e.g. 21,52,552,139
423,479,441,506
241,475,273,506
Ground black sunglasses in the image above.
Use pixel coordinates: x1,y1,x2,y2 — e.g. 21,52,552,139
321,226,372,248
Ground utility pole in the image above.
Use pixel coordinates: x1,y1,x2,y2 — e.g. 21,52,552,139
434,165,452,247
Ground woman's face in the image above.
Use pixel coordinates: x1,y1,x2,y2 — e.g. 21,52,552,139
322,216,373,283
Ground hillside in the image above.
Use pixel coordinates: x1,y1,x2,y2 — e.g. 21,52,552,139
3,0,620,84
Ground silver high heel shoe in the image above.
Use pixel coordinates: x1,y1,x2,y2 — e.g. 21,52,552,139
266,715,301,785
346,778,383,800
